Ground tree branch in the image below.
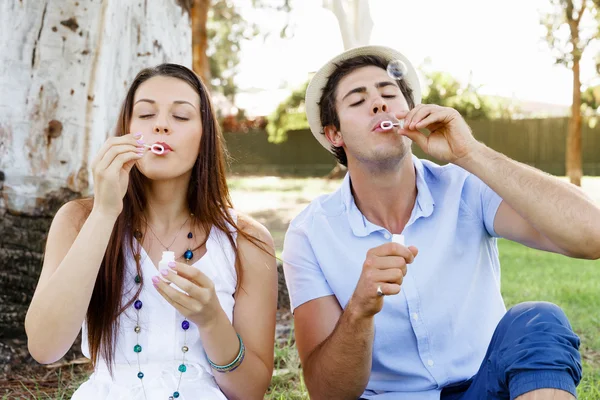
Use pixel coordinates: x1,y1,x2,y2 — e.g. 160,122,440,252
574,0,587,24
329,0,355,49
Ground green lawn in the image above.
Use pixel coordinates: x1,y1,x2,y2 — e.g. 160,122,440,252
265,239,600,400
4,177,599,399
236,176,600,400
499,240,600,399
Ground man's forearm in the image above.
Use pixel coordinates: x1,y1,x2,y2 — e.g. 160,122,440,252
303,306,374,400
457,143,600,259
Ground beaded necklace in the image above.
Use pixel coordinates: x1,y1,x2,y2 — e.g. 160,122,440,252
132,214,195,400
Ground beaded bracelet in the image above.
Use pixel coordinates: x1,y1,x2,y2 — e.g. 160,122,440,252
208,333,246,373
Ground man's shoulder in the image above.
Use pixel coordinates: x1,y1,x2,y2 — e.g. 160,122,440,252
414,157,484,207
289,188,345,230
417,157,469,181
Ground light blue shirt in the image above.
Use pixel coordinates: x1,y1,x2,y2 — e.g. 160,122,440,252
282,155,506,399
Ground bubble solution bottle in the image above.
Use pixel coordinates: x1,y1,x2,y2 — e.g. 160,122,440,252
392,234,405,246
158,251,175,272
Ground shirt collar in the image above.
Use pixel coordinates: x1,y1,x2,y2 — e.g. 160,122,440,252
342,155,436,237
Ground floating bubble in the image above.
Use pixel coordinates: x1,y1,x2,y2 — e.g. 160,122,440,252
386,59,408,80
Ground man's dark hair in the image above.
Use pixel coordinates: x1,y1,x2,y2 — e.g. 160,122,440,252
318,55,415,166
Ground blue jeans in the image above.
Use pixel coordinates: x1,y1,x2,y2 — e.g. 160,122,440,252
441,302,582,400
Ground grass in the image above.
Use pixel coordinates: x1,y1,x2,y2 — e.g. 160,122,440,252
4,176,599,399
1,364,90,399
499,240,600,400
265,240,600,400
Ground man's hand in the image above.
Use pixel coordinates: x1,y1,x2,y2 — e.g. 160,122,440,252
347,242,418,319
396,104,482,165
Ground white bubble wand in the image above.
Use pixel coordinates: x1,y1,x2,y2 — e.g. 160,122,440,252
380,120,405,131
138,136,166,155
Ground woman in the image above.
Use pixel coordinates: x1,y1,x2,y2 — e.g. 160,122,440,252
25,64,278,400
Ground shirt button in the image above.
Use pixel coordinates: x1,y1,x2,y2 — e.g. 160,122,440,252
384,233,391,239
427,359,434,367
412,313,419,321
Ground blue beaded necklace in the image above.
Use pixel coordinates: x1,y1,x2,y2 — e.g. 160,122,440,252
132,219,195,400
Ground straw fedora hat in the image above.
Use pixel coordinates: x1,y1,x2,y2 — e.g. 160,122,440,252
305,45,421,153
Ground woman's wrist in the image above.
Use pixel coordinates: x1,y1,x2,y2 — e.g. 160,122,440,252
195,302,227,334
196,309,244,369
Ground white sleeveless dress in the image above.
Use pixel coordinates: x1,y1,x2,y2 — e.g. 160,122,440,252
72,221,238,400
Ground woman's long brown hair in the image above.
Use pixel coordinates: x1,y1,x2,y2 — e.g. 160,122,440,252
86,64,262,372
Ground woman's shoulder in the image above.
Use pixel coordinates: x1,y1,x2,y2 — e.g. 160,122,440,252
53,198,94,232
233,210,274,249
230,210,277,285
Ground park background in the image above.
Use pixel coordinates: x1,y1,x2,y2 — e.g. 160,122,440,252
1,0,599,398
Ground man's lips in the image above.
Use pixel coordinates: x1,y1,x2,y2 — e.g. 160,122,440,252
371,116,399,132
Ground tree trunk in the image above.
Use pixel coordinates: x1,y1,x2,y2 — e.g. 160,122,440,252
353,0,373,46
191,0,211,81
330,0,356,49
0,0,192,374
567,57,583,186
326,0,373,49
323,0,373,178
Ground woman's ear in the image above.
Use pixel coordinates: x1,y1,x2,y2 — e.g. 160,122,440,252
324,125,344,148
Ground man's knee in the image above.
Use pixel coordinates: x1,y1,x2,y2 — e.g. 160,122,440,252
497,302,582,386
502,301,573,333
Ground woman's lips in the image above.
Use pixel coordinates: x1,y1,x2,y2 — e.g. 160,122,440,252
155,142,172,151
150,142,172,155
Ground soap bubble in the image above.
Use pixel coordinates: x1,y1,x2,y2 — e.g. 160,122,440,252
387,59,408,80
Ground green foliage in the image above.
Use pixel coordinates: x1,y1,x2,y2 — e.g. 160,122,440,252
540,0,599,68
207,1,257,101
208,0,292,102
421,71,518,120
581,85,600,127
266,81,310,143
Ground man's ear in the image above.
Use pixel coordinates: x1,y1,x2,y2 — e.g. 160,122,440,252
324,125,344,148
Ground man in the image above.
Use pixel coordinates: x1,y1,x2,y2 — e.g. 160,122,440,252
282,45,600,400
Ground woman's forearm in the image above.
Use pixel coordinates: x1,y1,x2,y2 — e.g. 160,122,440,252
198,310,272,400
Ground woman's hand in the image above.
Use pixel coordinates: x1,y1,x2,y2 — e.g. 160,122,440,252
153,261,223,329
90,132,146,218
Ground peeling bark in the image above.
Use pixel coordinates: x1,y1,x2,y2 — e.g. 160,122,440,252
0,0,192,373
1,0,192,213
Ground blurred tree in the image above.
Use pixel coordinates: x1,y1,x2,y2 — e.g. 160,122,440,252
192,0,291,104
581,85,600,111
542,0,600,186
191,0,210,82
0,0,192,372
579,84,600,129
266,81,309,144
191,0,252,103
207,1,255,102
421,71,517,120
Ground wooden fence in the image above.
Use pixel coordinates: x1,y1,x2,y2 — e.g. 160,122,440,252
224,117,600,176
